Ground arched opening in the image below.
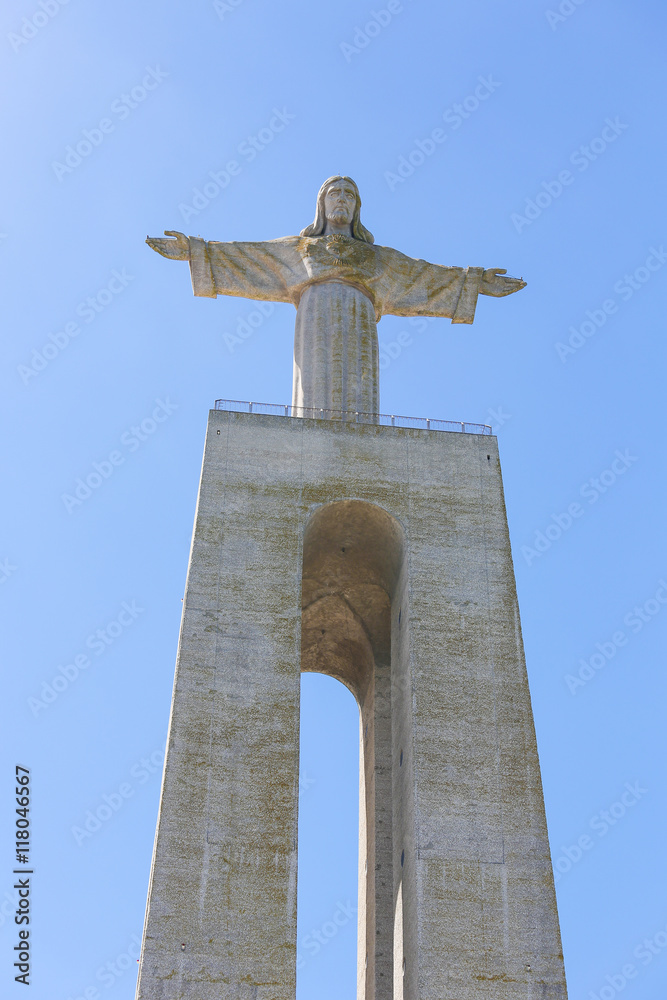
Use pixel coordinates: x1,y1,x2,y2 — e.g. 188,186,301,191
299,500,407,1000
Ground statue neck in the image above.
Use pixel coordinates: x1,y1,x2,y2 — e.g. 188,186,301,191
323,221,353,236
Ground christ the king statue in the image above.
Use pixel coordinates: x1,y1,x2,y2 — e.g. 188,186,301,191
147,175,525,416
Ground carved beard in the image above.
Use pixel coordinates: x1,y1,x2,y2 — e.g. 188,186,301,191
326,208,352,225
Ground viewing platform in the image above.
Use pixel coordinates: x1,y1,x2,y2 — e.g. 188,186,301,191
214,398,493,435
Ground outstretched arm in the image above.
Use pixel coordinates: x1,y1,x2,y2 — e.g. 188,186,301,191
146,230,300,302
146,230,190,260
375,246,525,324
480,268,526,296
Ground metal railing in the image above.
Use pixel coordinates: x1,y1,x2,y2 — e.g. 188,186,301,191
214,399,492,435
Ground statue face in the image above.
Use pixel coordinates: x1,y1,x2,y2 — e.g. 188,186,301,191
323,181,357,228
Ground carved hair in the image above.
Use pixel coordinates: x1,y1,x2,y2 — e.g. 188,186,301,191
300,176,374,244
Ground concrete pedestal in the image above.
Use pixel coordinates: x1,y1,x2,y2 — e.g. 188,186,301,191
136,409,567,1000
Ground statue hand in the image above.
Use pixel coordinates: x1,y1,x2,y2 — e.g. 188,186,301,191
146,230,190,261
480,268,526,297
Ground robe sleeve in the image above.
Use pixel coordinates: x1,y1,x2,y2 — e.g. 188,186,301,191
375,247,485,324
188,236,301,303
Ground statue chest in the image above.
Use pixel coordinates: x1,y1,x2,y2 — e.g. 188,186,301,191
297,235,378,283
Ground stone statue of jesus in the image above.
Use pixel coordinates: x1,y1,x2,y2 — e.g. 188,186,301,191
147,175,525,415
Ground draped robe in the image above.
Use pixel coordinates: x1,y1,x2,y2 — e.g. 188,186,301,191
188,233,485,416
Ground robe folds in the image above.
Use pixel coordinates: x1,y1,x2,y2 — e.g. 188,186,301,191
188,233,484,415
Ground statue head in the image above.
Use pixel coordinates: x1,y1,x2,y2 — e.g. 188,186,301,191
300,176,374,244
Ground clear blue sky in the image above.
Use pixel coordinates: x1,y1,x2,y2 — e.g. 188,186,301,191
1,1,666,997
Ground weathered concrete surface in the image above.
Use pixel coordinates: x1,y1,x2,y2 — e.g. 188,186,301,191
136,409,567,1000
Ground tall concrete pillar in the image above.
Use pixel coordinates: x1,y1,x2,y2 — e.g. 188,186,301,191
136,408,567,1000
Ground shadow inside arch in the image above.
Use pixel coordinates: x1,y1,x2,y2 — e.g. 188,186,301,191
301,499,405,701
